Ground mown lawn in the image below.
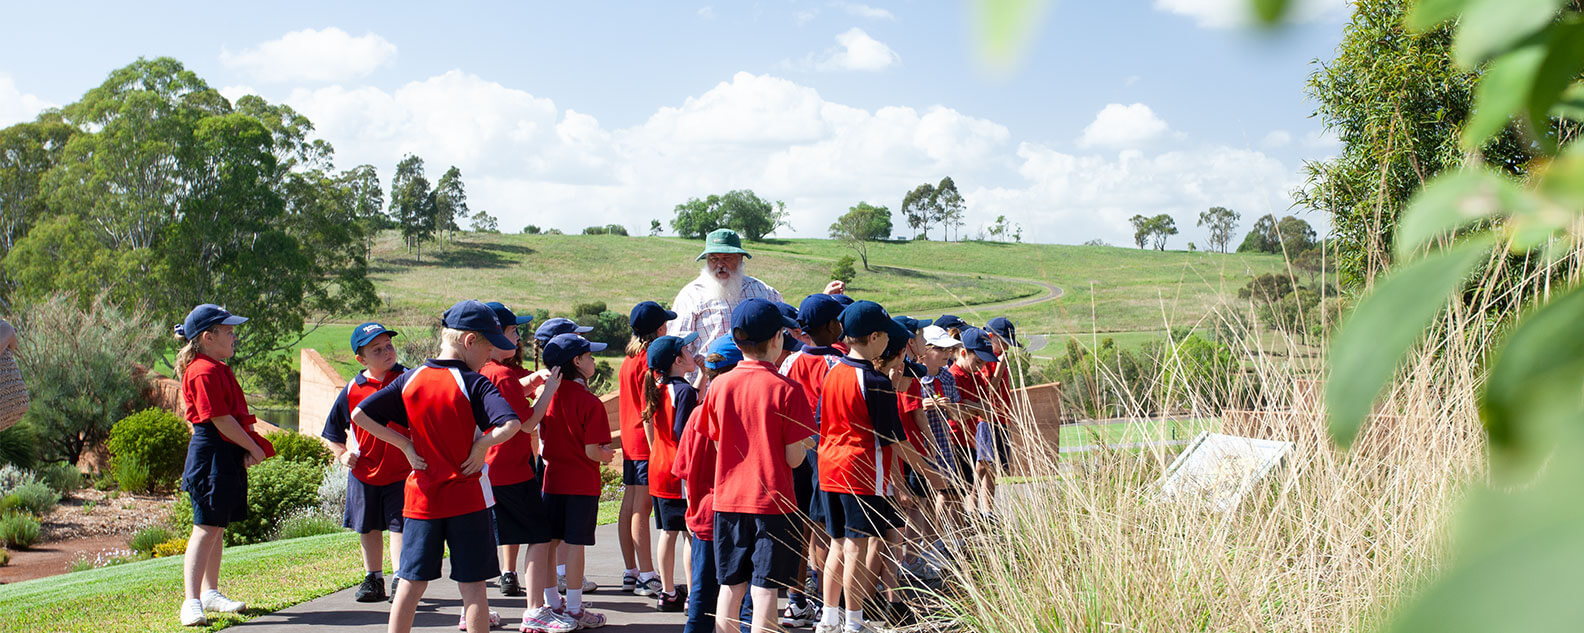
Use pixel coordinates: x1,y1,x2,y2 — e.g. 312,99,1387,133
1059,417,1220,447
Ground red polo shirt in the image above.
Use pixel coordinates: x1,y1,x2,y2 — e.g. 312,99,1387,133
897,378,927,456
672,407,715,540
779,344,847,418
617,355,651,460
541,379,613,496
482,361,538,486
818,356,906,497
702,359,815,515
183,353,275,455
979,361,1013,423
353,359,519,519
949,363,986,446
648,377,696,500
321,365,411,486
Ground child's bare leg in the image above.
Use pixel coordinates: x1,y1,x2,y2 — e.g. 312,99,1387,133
526,542,553,609
184,525,222,599
842,537,867,612
388,531,403,571
821,538,843,607
657,530,679,593
749,584,780,632
360,531,384,573
387,578,427,633
631,491,655,574
201,530,225,593
716,582,748,633
618,491,638,571
458,580,489,633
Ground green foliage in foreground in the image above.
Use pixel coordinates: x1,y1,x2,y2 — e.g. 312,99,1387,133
0,531,365,633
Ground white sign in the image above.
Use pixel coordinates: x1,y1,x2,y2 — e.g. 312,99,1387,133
1156,432,1293,512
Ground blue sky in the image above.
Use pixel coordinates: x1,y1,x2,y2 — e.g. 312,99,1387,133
0,0,1349,247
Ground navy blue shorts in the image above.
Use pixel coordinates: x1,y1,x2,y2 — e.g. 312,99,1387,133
398,509,499,582
182,431,247,528
904,464,930,498
544,493,599,546
492,478,550,545
805,449,826,523
714,511,799,588
974,421,1011,469
344,474,404,534
653,496,687,531
822,492,892,539
623,459,650,486
792,459,814,517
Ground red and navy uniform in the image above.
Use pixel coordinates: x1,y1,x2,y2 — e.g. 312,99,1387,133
321,364,411,486
180,353,257,527
671,407,714,541
818,356,906,497
617,354,652,460
780,343,848,428
948,363,987,446
353,359,519,520
648,376,697,502
540,378,612,546
480,361,538,486
978,360,1013,424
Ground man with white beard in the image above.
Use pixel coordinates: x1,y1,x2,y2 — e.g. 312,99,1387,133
669,228,843,364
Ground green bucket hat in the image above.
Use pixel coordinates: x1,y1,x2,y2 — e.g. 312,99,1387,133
696,228,753,261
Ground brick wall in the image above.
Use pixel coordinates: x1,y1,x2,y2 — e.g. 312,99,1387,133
297,349,347,439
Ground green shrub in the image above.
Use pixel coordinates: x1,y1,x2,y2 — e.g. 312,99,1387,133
35,462,82,495
112,455,153,494
106,408,189,489
128,524,174,554
830,255,857,284
0,547,10,566
0,511,41,549
272,508,344,541
227,457,324,545
0,419,37,470
265,431,331,467
167,493,194,530
0,464,37,496
0,481,59,516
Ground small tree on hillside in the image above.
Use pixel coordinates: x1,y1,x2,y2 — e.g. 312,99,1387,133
390,154,437,262
1129,214,1151,249
469,209,499,233
649,219,662,236
1238,214,1280,253
1197,206,1240,253
433,166,469,243
934,177,966,241
830,255,857,284
901,183,937,240
829,202,892,270
1149,214,1178,250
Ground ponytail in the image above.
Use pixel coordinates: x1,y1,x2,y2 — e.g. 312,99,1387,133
174,334,198,379
625,331,661,358
641,368,666,429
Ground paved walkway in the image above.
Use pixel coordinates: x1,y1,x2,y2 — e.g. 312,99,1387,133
236,524,685,632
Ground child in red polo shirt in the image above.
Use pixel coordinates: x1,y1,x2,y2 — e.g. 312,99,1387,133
175,304,266,627
351,300,530,633
702,298,816,633
618,301,674,595
321,322,409,604
642,331,700,612
672,336,742,633
538,333,616,629
479,302,577,633
816,301,907,633
954,327,1002,519
776,293,847,628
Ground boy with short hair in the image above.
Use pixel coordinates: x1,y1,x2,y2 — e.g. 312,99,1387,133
671,336,741,633
951,327,1001,518
350,300,530,633
816,301,906,633
322,322,409,604
702,298,817,633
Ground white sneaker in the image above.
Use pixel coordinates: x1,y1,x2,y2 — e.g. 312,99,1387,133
458,609,502,630
814,624,843,633
201,589,246,613
179,599,208,626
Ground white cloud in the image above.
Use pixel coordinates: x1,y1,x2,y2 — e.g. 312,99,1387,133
1153,0,1349,29
0,74,52,127
803,27,900,71
837,2,896,20
970,143,1301,246
220,27,397,83
1260,129,1292,148
1125,75,1141,86
795,9,820,25
1077,103,1169,149
698,6,714,19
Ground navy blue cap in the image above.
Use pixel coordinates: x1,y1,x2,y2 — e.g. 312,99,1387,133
484,302,534,330
543,332,608,366
831,294,855,306
986,316,1022,347
647,332,699,371
798,294,845,330
904,359,929,379
629,301,677,335
776,302,801,328
730,297,798,343
894,315,933,332
443,300,516,351
782,330,804,353
838,300,891,339
177,304,248,340
934,314,968,331
960,327,999,363
350,322,399,353
883,318,913,358
535,317,592,344
704,336,743,369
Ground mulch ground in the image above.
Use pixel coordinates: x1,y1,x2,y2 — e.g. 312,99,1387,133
0,487,177,584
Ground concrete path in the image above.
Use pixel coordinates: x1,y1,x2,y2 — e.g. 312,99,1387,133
235,524,685,632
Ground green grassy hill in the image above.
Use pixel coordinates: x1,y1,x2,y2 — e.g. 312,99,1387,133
291,233,1288,382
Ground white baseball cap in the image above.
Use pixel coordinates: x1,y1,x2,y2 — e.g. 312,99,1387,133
922,325,961,348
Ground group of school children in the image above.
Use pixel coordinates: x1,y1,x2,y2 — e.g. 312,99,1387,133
169,291,1023,633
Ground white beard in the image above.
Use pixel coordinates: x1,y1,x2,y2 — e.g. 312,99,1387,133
697,264,746,305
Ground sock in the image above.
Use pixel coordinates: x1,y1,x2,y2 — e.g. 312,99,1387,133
566,589,584,612
556,564,567,576
638,571,658,582
367,570,382,580
821,606,842,627
846,609,864,630
624,567,638,578
543,588,562,610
